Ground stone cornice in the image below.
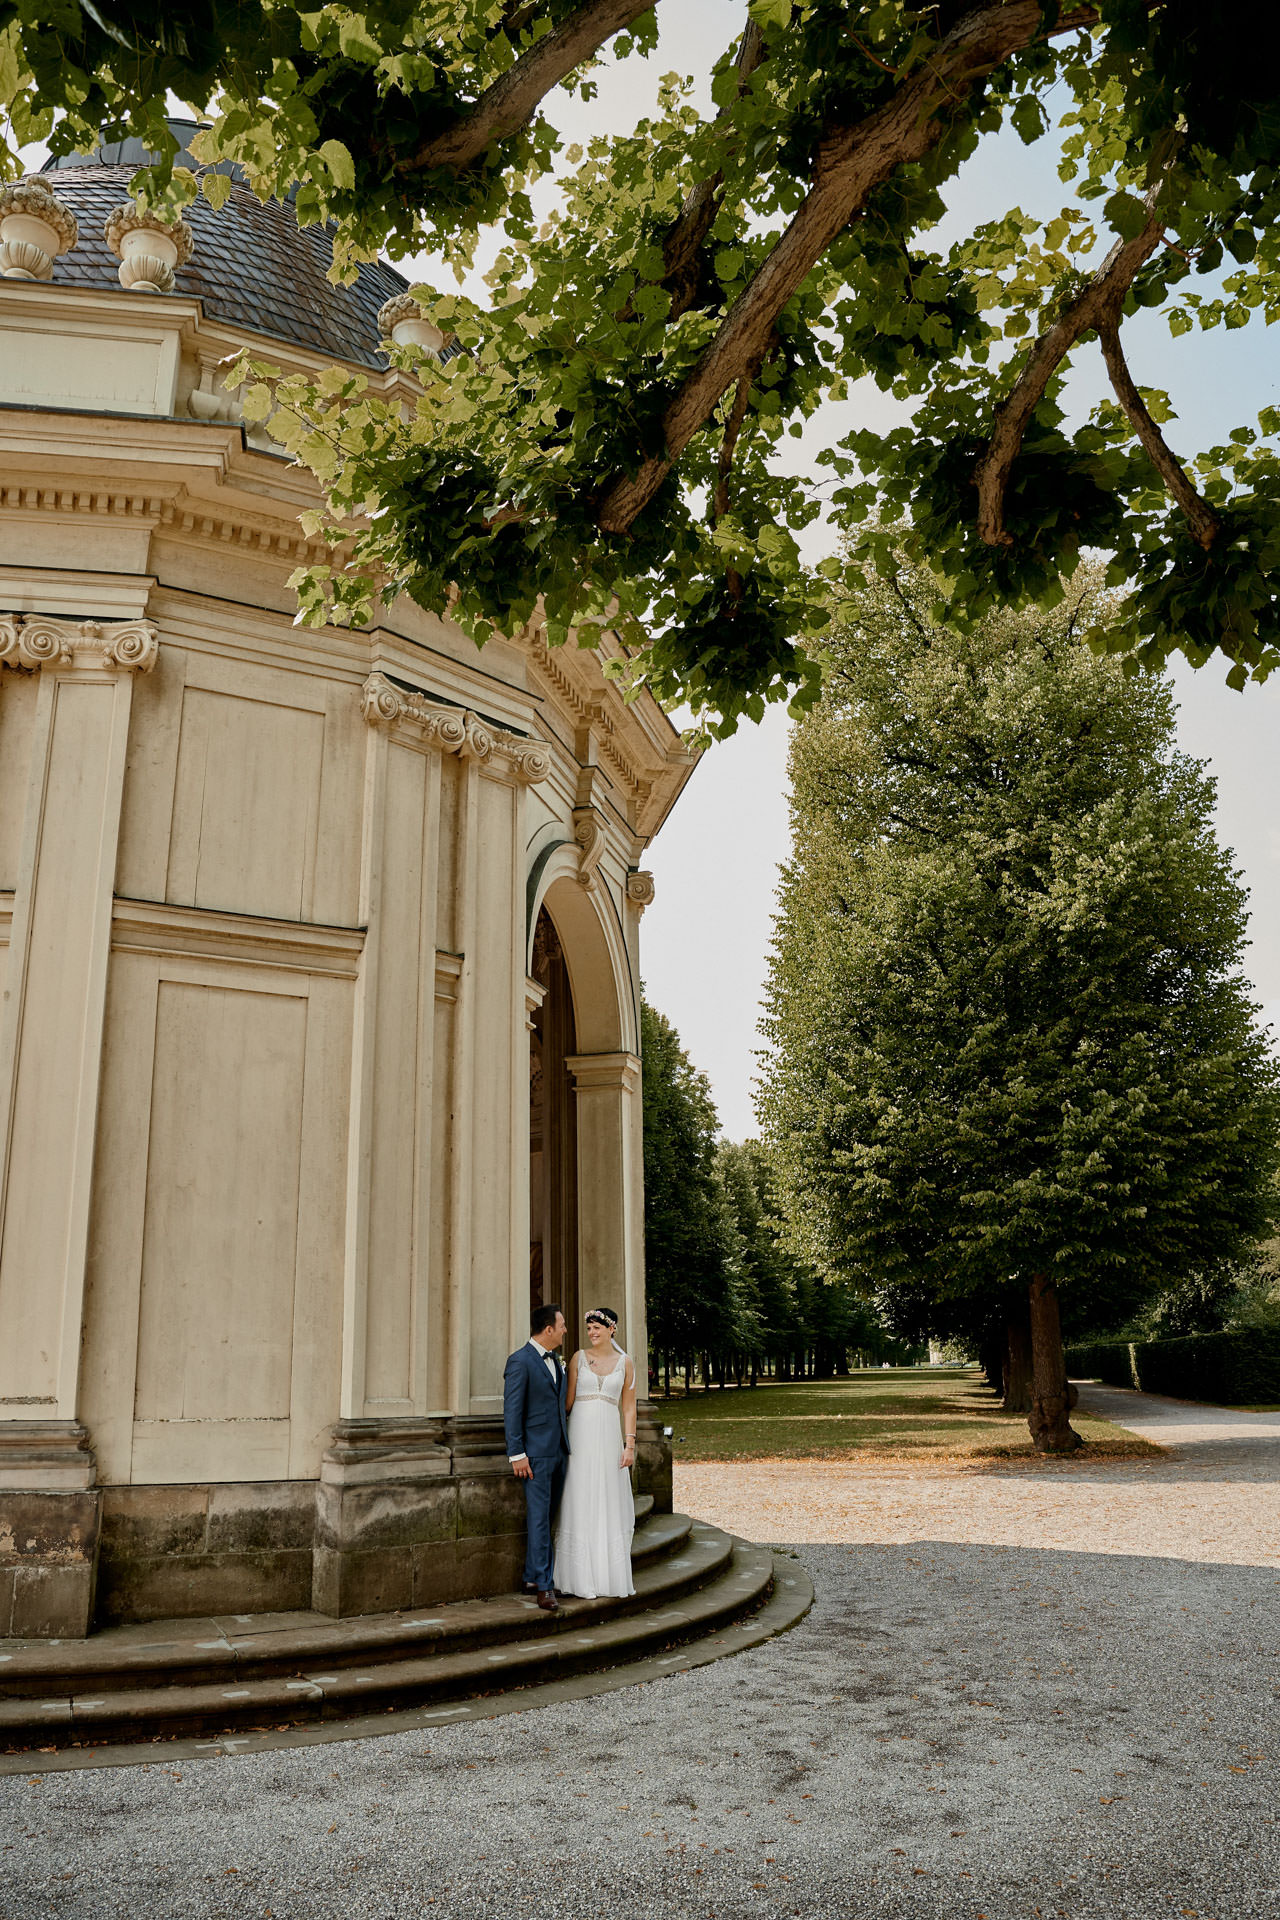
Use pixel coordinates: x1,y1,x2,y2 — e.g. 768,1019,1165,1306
111,897,365,978
523,633,645,795
0,483,329,566
517,628,699,840
361,672,551,785
0,613,158,674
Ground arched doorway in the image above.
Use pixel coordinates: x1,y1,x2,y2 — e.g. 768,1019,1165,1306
529,907,579,1336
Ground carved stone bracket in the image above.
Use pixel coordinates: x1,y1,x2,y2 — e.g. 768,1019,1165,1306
361,672,550,783
626,870,656,912
0,613,158,675
573,806,606,891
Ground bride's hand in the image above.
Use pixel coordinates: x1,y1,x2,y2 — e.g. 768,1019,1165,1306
620,1443,635,1470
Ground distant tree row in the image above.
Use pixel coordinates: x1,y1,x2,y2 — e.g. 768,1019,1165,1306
640,1002,917,1396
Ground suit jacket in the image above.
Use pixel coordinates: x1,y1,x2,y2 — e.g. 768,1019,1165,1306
503,1343,570,1460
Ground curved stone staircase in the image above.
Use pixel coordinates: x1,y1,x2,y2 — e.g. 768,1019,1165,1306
0,1501,811,1769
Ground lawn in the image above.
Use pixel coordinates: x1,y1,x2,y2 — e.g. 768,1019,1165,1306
659,1366,1160,1464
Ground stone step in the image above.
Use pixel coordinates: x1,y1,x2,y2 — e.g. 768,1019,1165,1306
629,1508,690,1564
0,1529,773,1753
0,1512,709,1701
633,1492,654,1525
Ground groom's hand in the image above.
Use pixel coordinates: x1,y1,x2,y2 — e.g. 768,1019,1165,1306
511,1455,533,1479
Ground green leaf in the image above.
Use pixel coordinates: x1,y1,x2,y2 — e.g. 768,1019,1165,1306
318,139,355,191
1103,191,1149,241
201,171,232,211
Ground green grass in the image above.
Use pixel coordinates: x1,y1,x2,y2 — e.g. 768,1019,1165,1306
659,1367,1161,1464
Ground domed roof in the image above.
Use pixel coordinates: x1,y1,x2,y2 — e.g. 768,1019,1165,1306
40,123,409,370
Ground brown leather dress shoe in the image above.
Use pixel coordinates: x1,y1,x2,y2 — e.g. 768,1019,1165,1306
536,1589,559,1612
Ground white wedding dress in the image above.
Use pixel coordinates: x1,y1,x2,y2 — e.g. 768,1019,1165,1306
553,1349,636,1599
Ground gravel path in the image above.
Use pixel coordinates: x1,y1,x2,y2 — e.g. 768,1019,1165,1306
675,1384,1280,1568
2,1388,1277,1920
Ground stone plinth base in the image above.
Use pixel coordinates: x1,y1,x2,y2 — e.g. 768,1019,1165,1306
634,1404,673,1515
0,1418,675,1635
95,1481,316,1625
314,1417,525,1618
0,1424,101,1637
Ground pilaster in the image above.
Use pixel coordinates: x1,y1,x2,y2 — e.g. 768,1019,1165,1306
0,612,157,1635
566,1048,644,1351
350,677,550,1420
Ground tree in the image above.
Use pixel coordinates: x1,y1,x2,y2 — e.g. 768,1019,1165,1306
716,1139,795,1379
640,997,744,1390
6,4,1280,730
758,559,1280,1451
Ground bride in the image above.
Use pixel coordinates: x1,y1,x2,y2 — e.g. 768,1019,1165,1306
553,1307,636,1598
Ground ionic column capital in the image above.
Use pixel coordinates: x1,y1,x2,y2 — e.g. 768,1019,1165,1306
0,613,158,676
361,671,550,783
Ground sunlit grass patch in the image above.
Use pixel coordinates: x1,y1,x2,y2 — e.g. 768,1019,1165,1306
659,1367,1161,1464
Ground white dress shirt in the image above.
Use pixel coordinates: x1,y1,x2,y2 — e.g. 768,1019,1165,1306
509,1337,560,1462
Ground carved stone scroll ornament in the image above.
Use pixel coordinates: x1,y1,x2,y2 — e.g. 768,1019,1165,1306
491,736,553,785
0,614,159,675
360,672,549,783
625,870,656,912
573,806,606,891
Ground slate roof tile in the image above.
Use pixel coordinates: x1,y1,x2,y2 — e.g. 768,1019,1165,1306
37,163,408,370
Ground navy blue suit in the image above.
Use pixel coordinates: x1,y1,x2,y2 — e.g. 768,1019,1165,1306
503,1342,570,1591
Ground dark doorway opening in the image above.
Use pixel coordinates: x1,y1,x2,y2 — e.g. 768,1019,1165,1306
529,907,579,1338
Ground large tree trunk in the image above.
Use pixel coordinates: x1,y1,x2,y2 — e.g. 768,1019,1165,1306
978,1327,1004,1396
1027,1274,1083,1453
1002,1306,1034,1413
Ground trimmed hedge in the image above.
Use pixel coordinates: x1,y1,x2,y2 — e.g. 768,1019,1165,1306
1066,1328,1280,1405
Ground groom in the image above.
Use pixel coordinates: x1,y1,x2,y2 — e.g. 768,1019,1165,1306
503,1302,569,1612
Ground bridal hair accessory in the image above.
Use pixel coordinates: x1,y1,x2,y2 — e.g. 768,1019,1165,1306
585,1307,618,1329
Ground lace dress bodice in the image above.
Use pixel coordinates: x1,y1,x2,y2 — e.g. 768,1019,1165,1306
574,1348,627,1406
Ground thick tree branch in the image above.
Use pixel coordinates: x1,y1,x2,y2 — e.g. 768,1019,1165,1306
974,149,1177,545
595,1,1100,535
659,22,766,324
713,341,768,522
397,0,661,177
1097,322,1222,550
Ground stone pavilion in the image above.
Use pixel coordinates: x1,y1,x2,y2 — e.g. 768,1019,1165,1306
0,127,692,1638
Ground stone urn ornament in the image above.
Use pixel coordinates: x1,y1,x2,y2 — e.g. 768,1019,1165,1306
0,175,79,280
103,202,195,293
377,291,446,354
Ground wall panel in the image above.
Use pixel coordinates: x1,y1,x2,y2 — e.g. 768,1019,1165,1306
133,980,307,1425
166,687,324,919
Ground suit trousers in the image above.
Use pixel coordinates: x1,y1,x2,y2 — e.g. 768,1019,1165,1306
522,1448,569,1590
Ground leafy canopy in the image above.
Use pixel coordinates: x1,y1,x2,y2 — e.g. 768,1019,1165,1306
758,560,1280,1341
6,1,1280,730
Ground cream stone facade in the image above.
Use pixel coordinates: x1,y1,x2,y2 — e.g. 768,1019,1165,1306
0,136,693,1638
